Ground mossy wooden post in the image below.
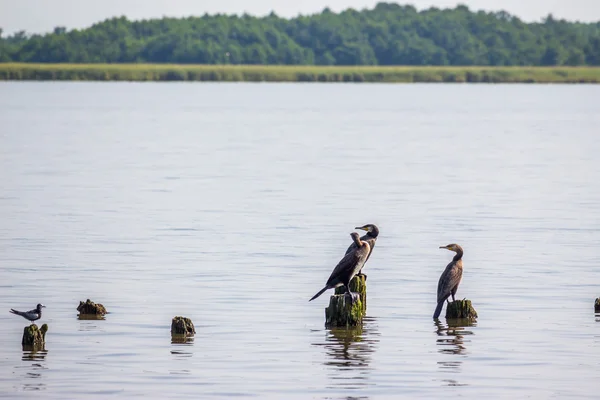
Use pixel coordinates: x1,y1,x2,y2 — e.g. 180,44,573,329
326,275,367,328
77,299,107,316
446,299,478,320
334,275,367,315
171,316,195,336
595,298,600,313
325,295,364,328
22,324,48,347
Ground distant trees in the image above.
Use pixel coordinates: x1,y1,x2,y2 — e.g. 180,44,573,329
1,2,599,66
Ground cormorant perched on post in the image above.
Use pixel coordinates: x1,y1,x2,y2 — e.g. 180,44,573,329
9,303,45,322
433,244,464,319
309,232,371,302
345,224,379,276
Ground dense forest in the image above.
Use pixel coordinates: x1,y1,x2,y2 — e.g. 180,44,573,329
1,2,600,66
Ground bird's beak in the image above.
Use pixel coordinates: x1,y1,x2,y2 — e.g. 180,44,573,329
41,305,46,308
439,245,448,249
355,226,368,231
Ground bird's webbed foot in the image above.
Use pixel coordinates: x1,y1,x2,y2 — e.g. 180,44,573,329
357,272,367,281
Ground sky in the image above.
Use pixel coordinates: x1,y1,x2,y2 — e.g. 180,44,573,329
0,0,598,35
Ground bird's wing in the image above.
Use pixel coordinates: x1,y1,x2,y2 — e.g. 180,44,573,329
437,262,461,303
326,249,361,286
345,234,371,256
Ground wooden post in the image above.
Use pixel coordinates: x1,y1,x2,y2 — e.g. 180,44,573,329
595,298,600,313
22,324,48,347
446,299,478,319
77,299,107,316
171,316,195,342
325,294,364,328
326,275,367,327
334,275,367,315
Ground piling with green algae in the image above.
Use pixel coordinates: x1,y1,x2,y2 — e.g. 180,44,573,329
446,299,478,320
326,275,367,327
595,298,600,313
22,324,48,346
325,295,364,328
334,275,367,315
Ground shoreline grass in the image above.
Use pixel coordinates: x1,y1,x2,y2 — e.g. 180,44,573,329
1,63,599,83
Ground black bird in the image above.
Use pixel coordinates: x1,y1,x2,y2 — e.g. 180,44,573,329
433,244,464,319
10,303,46,322
310,232,371,302
345,224,379,275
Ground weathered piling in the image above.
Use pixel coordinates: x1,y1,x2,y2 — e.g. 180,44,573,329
171,316,195,336
334,275,367,315
325,294,364,328
22,324,48,347
77,299,107,316
446,299,478,320
595,298,600,313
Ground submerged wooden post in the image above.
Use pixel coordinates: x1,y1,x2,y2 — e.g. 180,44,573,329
334,275,367,315
22,324,48,347
77,299,107,316
171,316,195,336
595,298,600,313
446,299,478,319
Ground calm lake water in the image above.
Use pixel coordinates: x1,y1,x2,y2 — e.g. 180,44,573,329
0,82,599,399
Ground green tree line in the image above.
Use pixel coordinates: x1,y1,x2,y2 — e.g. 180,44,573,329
1,2,600,66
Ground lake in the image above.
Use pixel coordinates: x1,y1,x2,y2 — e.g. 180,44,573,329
0,82,599,399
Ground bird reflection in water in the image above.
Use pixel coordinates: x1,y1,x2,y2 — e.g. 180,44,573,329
19,345,48,391
434,318,475,386
312,316,380,391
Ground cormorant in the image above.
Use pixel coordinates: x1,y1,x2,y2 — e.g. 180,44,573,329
10,303,45,322
309,232,371,302
345,224,379,275
433,244,464,319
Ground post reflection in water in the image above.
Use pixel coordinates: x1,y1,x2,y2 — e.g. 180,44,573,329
18,346,48,391
434,318,476,387
312,317,380,391
78,314,107,332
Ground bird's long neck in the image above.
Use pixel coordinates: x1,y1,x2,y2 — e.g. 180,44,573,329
352,235,363,247
452,247,463,262
367,226,379,239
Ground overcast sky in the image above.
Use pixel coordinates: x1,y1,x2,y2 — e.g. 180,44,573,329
0,0,598,35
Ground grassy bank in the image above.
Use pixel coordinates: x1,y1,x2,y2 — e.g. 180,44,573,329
1,63,599,83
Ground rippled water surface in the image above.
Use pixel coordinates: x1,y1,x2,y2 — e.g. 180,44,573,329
0,82,599,399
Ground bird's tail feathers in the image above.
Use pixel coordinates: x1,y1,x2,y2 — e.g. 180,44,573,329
309,286,329,302
433,301,444,319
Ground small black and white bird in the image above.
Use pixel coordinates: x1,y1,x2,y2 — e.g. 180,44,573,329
9,303,46,322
